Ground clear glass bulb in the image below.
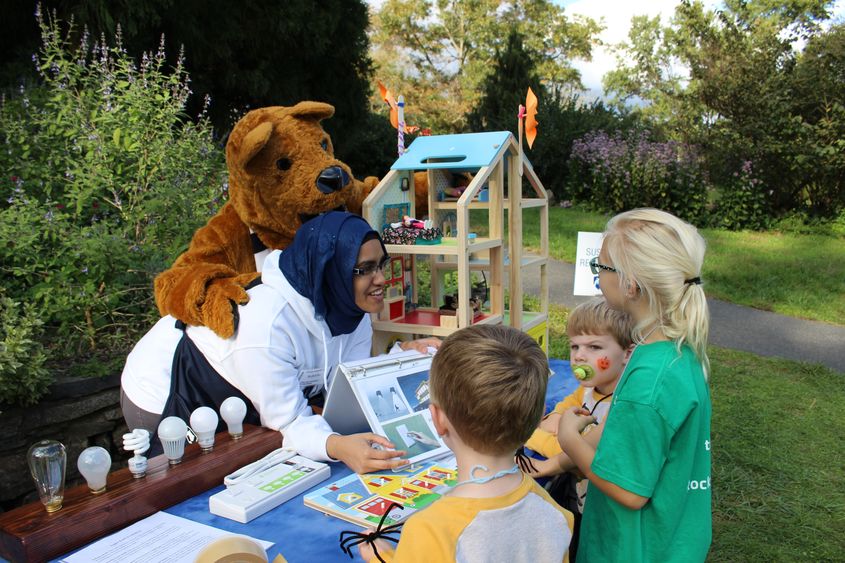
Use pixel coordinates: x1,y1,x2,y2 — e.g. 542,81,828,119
158,416,188,465
77,446,111,494
190,406,219,452
27,440,66,513
220,397,247,439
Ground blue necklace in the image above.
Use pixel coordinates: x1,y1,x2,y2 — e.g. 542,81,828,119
452,464,520,488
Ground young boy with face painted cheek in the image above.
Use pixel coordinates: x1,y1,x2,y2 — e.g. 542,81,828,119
523,297,635,477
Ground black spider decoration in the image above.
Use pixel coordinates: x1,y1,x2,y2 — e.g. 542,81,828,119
339,501,405,562
515,446,538,474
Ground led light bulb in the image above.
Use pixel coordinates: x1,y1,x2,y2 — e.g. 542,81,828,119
27,440,67,513
123,429,150,478
158,416,188,465
220,397,247,440
77,446,111,494
190,406,219,452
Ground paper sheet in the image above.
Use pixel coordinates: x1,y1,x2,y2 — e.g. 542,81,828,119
60,511,273,563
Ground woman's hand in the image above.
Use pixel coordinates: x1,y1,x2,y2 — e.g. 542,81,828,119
326,433,409,474
538,411,562,434
557,406,596,451
399,337,442,354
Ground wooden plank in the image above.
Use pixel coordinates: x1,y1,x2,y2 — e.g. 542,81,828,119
0,425,281,563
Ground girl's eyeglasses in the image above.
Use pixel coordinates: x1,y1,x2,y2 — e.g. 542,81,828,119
589,256,618,275
352,257,391,278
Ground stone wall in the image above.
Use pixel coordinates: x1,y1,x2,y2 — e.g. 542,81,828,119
0,373,131,512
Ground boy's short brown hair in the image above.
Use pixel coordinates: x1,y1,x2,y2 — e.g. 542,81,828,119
566,297,635,349
429,324,548,455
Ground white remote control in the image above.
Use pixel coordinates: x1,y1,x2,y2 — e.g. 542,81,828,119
209,453,330,523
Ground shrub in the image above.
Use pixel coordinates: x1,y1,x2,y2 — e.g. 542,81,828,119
711,160,770,231
529,92,635,202
0,294,50,406
567,130,708,224
0,10,226,403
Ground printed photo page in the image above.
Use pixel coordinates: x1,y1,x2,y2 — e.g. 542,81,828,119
343,352,448,464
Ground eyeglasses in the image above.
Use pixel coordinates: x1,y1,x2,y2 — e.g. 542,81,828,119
352,256,391,278
589,256,618,275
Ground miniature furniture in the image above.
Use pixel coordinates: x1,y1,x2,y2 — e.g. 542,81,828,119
363,131,549,353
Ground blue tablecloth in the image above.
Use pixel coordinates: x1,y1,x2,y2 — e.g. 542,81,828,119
62,359,576,562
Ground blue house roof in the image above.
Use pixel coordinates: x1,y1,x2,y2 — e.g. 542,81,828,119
391,131,513,171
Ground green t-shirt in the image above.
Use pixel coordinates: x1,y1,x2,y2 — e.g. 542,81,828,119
577,341,712,563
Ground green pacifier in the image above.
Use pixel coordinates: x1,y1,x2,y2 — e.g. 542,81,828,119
572,364,595,381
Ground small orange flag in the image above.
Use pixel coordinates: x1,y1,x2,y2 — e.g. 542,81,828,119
378,81,399,129
525,87,538,149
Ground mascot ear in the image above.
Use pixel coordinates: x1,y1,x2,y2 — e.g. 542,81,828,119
235,121,274,169
287,101,335,122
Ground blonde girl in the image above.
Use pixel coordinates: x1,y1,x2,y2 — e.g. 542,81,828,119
558,208,712,562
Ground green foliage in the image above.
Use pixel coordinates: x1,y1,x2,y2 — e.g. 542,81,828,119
467,30,545,133
604,0,845,218
2,1,378,176
712,160,771,230
530,93,635,202
0,12,226,403
370,0,601,133
567,130,709,223
0,294,50,406
467,30,636,201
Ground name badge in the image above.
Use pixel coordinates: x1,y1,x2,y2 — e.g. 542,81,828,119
298,368,324,390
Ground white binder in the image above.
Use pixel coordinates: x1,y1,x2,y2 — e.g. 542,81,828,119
323,351,448,464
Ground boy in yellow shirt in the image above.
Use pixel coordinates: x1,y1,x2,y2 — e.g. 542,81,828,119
523,297,634,558
359,324,574,562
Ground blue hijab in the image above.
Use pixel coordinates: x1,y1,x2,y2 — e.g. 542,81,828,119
279,211,385,336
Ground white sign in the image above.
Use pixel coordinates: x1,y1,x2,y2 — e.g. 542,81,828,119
573,232,604,296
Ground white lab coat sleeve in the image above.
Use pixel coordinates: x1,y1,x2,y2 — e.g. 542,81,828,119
227,330,335,462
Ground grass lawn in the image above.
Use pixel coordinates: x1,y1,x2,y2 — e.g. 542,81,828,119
545,303,845,561
518,206,845,326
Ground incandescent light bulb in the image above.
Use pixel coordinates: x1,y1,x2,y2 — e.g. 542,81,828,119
220,397,247,440
27,440,67,513
77,446,111,494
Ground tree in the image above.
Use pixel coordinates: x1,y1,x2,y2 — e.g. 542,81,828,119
603,0,843,216
0,0,385,176
370,0,601,133
467,30,545,133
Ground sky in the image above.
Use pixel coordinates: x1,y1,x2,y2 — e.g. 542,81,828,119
558,0,845,98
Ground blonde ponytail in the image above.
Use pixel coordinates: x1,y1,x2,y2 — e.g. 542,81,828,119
604,209,710,379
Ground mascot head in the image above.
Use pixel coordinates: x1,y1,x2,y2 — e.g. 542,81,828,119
225,102,357,249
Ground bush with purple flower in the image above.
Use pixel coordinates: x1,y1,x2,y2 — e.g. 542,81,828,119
0,11,226,405
568,130,709,223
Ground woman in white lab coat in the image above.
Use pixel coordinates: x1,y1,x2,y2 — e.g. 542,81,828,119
121,211,437,472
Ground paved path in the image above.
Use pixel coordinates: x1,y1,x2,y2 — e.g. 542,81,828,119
522,259,845,374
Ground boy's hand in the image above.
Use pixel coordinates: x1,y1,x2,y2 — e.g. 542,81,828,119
521,456,561,478
326,433,408,474
538,412,562,434
557,406,596,450
358,539,393,562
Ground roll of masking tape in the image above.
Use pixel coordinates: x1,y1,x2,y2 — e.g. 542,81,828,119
194,536,287,563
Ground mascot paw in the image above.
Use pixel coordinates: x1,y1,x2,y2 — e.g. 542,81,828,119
202,276,257,339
